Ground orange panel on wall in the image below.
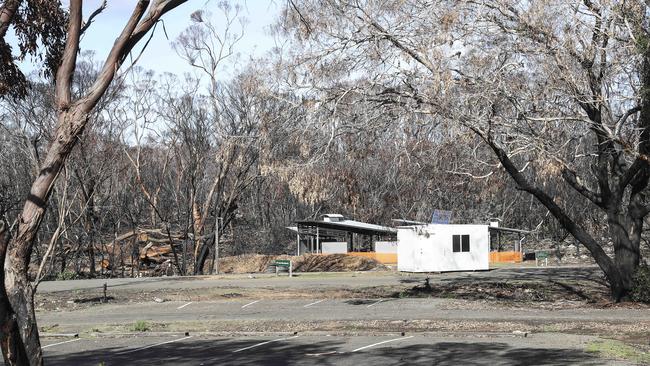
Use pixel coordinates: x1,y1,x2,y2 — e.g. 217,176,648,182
489,251,523,263
348,252,397,264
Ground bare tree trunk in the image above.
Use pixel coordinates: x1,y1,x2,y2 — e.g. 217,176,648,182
195,236,212,275
4,107,89,365
86,184,97,277
608,212,641,300
0,221,28,366
164,225,183,275
479,132,628,300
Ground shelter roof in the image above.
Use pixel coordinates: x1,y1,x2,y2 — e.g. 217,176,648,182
488,226,532,234
295,219,397,236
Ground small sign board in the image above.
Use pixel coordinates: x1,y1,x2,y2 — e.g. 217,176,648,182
272,260,291,267
535,250,550,267
270,259,293,277
535,251,549,259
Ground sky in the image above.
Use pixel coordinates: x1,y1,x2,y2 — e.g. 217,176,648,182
12,0,282,80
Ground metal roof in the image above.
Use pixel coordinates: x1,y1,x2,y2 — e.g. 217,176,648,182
295,219,397,236
391,219,427,226
488,226,532,234
392,221,531,235
294,218,529,236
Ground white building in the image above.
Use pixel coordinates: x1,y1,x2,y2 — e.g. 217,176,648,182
397,224,490,272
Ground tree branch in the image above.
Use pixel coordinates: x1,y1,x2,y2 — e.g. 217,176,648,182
82,0,150,111
0,0,20,39
355,6,436,74
614,105,641,136
54,0,82,109
560,166,603,207
471,126,621,286
83,0,187,112
288,0,312,35
80,0,107,36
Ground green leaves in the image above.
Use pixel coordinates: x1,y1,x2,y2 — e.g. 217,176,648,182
0,0,67,99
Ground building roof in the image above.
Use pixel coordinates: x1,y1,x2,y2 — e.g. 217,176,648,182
391,219,427,226
488,226,532,234
285,226,299,233
322,214,345,218
393,222,532,235
295,219,397,236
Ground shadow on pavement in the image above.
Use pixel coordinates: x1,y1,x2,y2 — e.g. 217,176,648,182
398,267,606,285
397,266,610,302
44,338,609,366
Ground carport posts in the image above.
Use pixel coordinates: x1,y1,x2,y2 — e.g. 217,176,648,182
296,232,301,256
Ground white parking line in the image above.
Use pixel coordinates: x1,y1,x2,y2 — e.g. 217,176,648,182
177,301,193,310
367,299,384,308
306,351,339,356
352,336,414,352
119,336,193,354
241,300,260,309
303,299,325,308
42,338,81,349
233,335,299,353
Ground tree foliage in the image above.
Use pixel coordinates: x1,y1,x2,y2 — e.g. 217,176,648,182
0,0,67,98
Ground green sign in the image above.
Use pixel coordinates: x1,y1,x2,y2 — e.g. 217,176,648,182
536,251,549,259
273,260,291,267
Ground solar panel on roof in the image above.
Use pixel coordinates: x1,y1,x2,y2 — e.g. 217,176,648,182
431,210,453,224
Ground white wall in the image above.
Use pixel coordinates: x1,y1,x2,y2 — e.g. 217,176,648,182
322,242,348,254
375,241,398,253
397,224,489,272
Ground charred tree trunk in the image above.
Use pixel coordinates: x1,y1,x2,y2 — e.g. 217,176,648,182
164,226,184,275
606,209,643,300
195,237,212,275
86,183,97,277
605,27,650,300
479,131,628,301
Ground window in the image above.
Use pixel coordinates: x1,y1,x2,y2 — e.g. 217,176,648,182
453,234,470,253
462,234,470,252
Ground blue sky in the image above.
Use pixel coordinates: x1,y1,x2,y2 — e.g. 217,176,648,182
13,0,281,79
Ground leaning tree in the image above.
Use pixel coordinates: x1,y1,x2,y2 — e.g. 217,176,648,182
0,1,187,364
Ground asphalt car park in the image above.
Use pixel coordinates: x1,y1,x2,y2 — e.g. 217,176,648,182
38,332,625,366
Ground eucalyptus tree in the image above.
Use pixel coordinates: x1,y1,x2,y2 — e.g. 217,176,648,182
0,1,188,364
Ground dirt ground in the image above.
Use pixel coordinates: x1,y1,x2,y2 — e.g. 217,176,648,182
217,253,388,273
36,265,647,313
